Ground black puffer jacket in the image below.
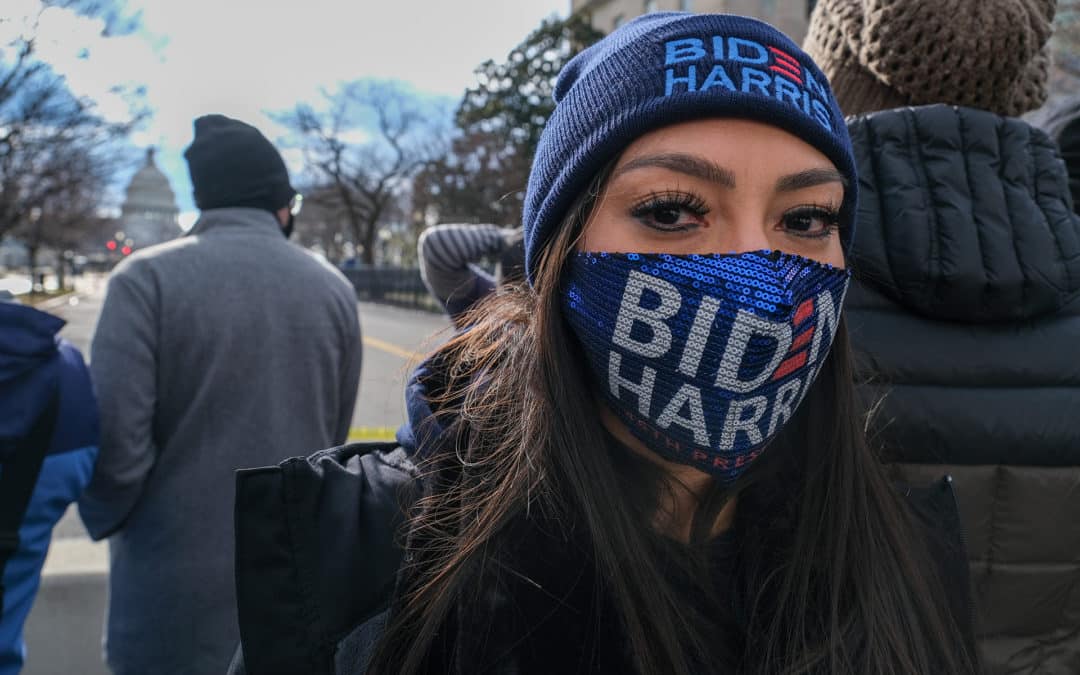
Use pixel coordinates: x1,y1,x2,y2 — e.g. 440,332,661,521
845,104,1080,675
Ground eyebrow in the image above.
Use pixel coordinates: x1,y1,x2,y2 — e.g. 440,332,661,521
614,153,736,188
775,167,847,192
614,153,847,194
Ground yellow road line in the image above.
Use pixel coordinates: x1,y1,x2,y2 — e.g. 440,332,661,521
348,426,398,441
363,335,422,361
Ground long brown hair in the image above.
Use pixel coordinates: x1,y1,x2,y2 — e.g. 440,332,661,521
368,168,979,674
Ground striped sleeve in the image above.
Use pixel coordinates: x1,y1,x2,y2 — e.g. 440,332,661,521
417,224,506,320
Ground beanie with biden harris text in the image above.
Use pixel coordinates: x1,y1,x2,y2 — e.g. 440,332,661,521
521,12,857,281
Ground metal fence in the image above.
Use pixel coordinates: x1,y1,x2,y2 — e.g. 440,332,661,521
340,266,441,313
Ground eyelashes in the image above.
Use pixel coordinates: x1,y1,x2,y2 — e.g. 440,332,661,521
622,186,838,241
629,190,710,232
780,204,841,239
631,190,709,215
626,189,842,241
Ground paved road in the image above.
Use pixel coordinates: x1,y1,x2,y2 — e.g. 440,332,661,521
350,301,452,433
19,275,451,675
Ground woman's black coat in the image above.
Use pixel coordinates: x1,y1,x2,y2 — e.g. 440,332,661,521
229,443,973,673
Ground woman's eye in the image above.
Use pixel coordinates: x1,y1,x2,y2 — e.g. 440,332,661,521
631,193,709,232
652,205,684,226
781,206,840,239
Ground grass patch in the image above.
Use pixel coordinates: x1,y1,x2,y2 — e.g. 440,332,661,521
26,288,74,306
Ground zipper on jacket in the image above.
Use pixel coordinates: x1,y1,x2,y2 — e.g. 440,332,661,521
943,474,979,658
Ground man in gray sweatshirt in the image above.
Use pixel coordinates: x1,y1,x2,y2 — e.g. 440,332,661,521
80,114,363,675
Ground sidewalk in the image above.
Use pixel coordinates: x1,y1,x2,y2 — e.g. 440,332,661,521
22,516,109,675
23,573,108,675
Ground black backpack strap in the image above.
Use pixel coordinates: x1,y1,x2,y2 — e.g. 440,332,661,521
0,387,60,609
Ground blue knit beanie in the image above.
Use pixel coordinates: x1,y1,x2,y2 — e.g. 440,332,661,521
522,12,857,282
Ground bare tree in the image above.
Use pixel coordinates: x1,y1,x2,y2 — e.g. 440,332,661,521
411,127,530,228
0,1,142,250
411,14,601,231
280,81,447,265
291,185,350,263
12,137,116,285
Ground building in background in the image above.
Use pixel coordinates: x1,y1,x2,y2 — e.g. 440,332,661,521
118,148,180,250
571,0,817,43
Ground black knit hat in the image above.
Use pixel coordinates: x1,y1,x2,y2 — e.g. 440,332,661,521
183,114,295,213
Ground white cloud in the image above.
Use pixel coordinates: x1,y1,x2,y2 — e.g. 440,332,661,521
35,6,106,51
337,128,372,145
278,148,307,178
25,5,160,125
0,0,44,45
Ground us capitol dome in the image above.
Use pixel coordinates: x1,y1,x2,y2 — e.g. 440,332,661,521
119,147,180,248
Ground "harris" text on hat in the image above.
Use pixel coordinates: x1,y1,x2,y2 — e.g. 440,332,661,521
663,36,834,131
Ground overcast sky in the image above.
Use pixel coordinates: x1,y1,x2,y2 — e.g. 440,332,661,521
6,0,568,224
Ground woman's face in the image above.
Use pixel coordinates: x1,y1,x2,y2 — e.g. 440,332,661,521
579,118,846,268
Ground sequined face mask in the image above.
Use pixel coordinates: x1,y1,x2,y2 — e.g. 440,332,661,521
562,250,851,482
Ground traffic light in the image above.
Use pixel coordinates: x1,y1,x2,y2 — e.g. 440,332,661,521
106,240,117,251
121,246,132,256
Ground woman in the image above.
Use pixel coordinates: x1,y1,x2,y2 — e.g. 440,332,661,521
363,12,977,675
228,12,977,675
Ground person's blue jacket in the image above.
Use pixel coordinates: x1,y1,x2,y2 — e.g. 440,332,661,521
0,301,98,674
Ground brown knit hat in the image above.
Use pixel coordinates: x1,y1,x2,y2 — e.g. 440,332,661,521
803,0,1056,118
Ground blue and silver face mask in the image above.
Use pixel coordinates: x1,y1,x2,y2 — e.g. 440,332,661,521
562,250,851,482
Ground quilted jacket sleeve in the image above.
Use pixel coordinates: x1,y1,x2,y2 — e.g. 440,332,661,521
232,442,418,675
